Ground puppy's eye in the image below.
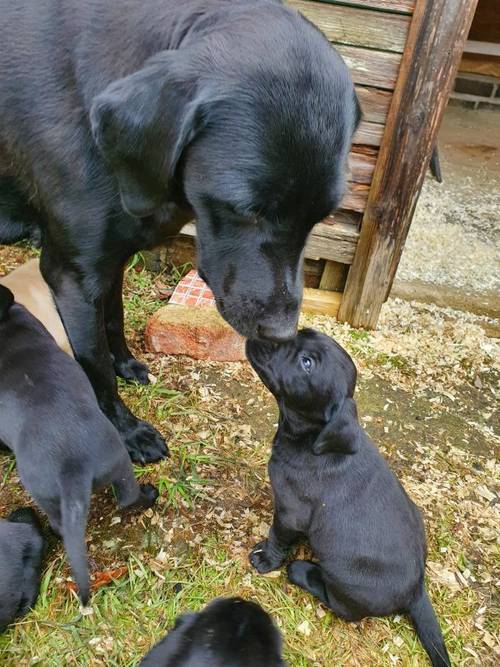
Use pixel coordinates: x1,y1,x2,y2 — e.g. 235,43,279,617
300,356,313,373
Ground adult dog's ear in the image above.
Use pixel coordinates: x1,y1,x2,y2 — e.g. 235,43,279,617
312,398,360,456
90,52,209,217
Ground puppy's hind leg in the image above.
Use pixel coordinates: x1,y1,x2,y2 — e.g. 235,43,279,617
287,561,360,621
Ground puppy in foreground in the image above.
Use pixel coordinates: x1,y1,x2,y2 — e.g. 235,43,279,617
0,507,45,632
140,597,287,666
0,285,158,605
247,329,451,667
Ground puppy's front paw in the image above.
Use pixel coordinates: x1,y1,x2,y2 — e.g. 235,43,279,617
139,483,159,508
249,540,285,574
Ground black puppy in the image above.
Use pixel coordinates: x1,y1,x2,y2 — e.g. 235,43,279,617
247,330,451,667
0,507,45,632
0,285,158,605
140,597,287,666
0,0,359,463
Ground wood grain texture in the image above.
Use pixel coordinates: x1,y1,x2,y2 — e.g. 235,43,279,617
348,149,378,184
335,44,401,89
341,182,370,212
305,221,359,263
339,0,479,329
311,0,415,14
288,1,410,53
353,120,385,147
320,261,349,290
355,86,392,124
302,287,342,317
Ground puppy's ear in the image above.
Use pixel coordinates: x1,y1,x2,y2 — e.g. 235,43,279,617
312,398,360,456
90,51,211,217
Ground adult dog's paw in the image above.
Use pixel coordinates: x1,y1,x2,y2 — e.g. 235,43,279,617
249,540,285,574
124,419,169,464
114,355,150,385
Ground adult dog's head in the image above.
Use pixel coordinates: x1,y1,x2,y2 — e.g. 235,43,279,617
247,328,360,455
140,597,287,666
91,2,360,341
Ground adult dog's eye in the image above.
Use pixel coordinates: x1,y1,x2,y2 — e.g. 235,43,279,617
300,356,313,373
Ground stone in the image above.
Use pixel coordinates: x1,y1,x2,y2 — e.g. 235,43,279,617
145,304,246,362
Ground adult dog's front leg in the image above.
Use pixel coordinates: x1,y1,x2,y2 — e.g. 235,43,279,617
40,253,168,464
105,268,150,385
249,512,301,574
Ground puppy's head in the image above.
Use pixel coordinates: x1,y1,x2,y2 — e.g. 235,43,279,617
141,597,286,666
91,5,360,342
247,329,360,455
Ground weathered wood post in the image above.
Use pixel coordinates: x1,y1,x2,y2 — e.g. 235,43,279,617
338,0,479,328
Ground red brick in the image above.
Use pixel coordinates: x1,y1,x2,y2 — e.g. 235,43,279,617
145,305,246,362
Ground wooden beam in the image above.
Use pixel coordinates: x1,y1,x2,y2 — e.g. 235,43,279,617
288,1,410,53
302,287,342,317
312,0,415,14
338,0,479,329
320,261,349,291
335,44,401,90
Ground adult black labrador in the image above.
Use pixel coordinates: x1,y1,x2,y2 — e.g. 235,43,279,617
140,597,287,666
0,0,360,463
0,285,158,605
0,508,45,632
247,330,451,667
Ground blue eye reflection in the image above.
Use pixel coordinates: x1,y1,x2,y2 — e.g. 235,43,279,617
300,356,313,373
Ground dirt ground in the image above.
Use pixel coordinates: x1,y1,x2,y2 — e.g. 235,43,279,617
0,105,499,667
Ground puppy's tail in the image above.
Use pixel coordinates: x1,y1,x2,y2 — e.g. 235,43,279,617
407,586,451,666
0,285,14,322
60,477,91,606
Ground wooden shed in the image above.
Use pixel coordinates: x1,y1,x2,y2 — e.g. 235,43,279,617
175,0,478,329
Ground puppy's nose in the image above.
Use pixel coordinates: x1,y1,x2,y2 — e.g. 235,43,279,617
257,322,297,343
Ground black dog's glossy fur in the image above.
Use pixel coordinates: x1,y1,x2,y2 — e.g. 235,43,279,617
0,508,45,632
140,597,287,666
247,330,451,667
0,0,359,463
0,285,158,605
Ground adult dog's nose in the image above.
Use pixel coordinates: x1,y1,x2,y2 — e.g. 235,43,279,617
257,322,297,343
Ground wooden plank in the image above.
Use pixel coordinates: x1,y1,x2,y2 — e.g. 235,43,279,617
464,40,500,57
459,53,500,78
335,45,401,90
302,287,342,317
355,86,392,124
323,209,363,229
288,1,410,53
353,120,384,147
338,0,479,329
305,220,359,263
341,182,370,212
348,148,378,184
311,1,414,14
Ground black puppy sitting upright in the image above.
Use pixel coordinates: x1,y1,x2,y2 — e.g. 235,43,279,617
247,330,451,667
0,285,158,605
